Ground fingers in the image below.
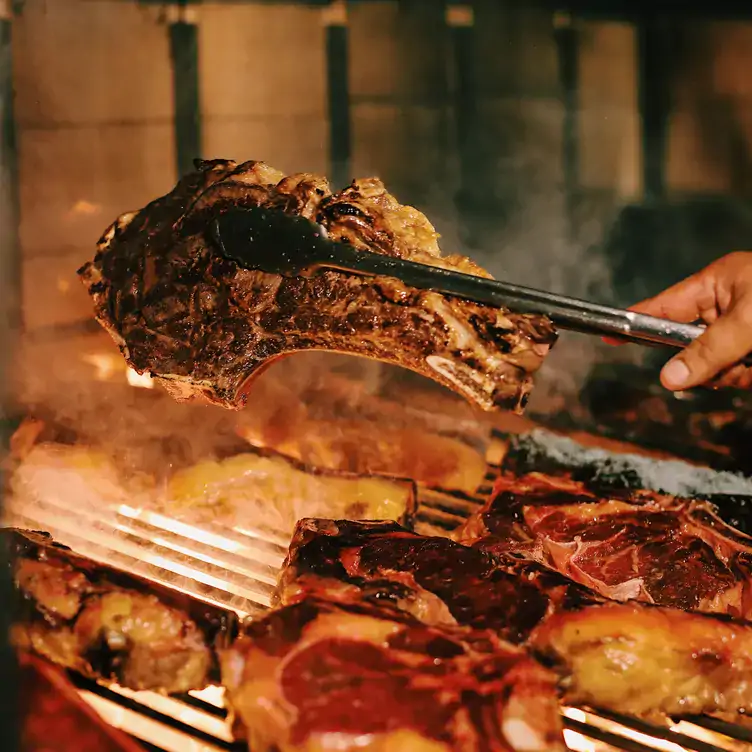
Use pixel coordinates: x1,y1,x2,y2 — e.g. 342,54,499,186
659,303,752,390
602,271,715,348
631,271,717,323
708,362,752,391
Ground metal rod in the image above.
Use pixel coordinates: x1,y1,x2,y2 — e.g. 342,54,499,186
554,11,580,241
446,2,480,248
636,13,670,201
323,1,351,189
168,6,202,178
0,4,20,748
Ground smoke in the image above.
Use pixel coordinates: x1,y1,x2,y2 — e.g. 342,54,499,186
463,187,649,417
404,96,652,419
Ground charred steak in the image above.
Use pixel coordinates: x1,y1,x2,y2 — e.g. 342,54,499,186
77,160,557,412
277,518,752,717
278,518,597,643
7,528,236,693
220,597,565,752
454,472,752,617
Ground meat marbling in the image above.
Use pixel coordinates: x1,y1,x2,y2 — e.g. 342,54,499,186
454,472,752,616
220,597,565,752
275,518,752,718
77,160,556,412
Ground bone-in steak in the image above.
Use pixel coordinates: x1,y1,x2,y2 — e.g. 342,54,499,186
454,472,752,616
77,160,556,412
220,597,565,752
278,518,752,718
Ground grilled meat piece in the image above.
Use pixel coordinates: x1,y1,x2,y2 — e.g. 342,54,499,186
7,529,236,693
220,598,565,752
279,519,752,717
165,450,417,534
278,519,597,643
235,362,491,494
237,414,488,495
530,602,752,717
454,472,752,616
7,431,417,542
77,159,556,412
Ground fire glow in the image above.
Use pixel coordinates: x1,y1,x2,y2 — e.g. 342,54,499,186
126,368,154,389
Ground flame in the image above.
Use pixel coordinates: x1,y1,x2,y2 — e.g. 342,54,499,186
126,368,155,389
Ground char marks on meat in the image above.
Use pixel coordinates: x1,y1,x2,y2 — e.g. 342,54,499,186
454,472,752,616
77,159,556,412
7,528,236,694
278,518,597,643
220,597,565,752
277,518,752,718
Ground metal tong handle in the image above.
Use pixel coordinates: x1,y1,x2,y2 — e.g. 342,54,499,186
211,207,747,362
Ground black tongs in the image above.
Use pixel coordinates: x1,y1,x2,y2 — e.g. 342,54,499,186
211,206,708,354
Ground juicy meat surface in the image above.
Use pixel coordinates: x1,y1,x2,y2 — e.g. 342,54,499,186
278,519,596,643
163,449,418,535
7,528,236,693
278,518,752,718
220,598,565,752
531,602,752,717
77,159,557,412
454,472,752,616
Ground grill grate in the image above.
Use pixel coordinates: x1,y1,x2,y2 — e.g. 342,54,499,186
6,437,752,752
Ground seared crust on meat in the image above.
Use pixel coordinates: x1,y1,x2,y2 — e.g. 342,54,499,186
221,598,565,752
278,518,752,718
6,528,236,693
454,472,752,617
78,159,556,412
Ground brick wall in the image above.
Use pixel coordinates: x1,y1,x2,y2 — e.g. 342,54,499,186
667,21,752,196
10,2,752,406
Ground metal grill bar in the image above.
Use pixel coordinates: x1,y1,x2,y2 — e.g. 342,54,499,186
8,437,752,752
681,717,752,747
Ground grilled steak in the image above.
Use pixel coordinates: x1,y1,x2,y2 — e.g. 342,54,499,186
77,159,557,412
7,528,236,693
220,597,565,752
530,601,752,718
164,450,417,535
278,518,752,717
278,519,597,643
7,426,417,541
454,472,752,616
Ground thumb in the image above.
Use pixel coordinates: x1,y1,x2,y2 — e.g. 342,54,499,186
660,305,752,390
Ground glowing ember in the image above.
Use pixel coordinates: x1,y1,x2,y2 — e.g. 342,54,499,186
126,368,154,389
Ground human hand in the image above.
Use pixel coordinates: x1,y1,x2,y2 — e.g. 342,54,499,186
605,252,752,391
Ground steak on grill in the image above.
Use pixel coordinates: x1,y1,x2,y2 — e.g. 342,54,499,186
7,529,236,693
220,597,565,752
278,519,597,643
454,472,752,616
278,518,752,717
77,159,557,412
